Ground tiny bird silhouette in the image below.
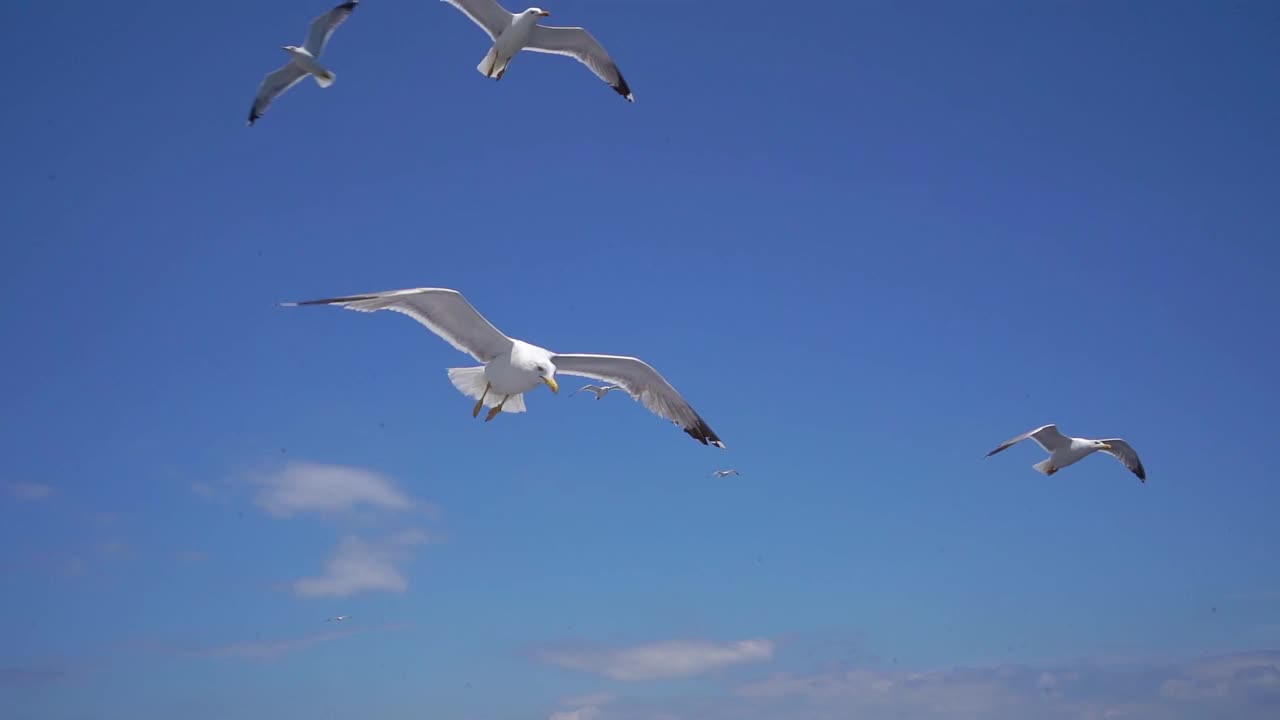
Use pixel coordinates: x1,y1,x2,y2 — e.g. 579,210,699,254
570,383,623,400
711,469,740,478
326,615,351,622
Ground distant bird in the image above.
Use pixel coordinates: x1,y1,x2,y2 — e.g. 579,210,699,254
570,383,622,400
282,287,724,447
248,1,360,126
711,469,740,478
986,424,1146,482
440,1,633,101
326,615,351,622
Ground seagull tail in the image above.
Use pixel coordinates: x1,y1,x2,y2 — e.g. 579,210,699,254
312,69,336,88
1032,459,1054,475
477,47,500,78
447,366,527,414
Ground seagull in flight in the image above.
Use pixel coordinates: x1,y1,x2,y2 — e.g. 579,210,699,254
986,424,1146,482
710,469,740,478
326,615,351,622
570,384,622,400
248,1,360,126
439,1,634,101
282,287,724,447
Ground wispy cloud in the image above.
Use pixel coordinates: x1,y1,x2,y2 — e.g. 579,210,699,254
189,623,409,662
550,693,614,720
292,534,417,598
540,639,775,681
5,482,54,501
252,461,414,518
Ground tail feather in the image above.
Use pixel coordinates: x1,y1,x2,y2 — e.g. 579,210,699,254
1033,459,1054,475
477,47,499,77
313,70,336,88
446,367,527,414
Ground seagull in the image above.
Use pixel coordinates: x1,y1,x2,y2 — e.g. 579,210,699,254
711,469,740,478
570,384,622,400
248,1,360,126
326,615,351,622
986,424,1146,482
440,1,633,101
282,287,723,447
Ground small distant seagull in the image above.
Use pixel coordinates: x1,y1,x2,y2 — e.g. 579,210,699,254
440,1,634,101
326,615,351,622
711,469,740,478
570,383,622,400
248,1,360,126
986,424,1146,482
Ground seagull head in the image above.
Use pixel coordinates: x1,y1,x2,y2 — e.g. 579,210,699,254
531,360,559,394
525,7,551,17
1094,441,1112,450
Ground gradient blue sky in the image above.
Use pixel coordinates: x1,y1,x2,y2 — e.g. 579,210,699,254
2,1,1279,719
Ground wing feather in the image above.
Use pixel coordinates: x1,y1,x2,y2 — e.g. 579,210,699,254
304,1,359,56
248,63,308,125
553,354,722,447
525,25,633,101
282,288,514,362
440,0,514,40
1100,439,1147,482
987,424,1070,456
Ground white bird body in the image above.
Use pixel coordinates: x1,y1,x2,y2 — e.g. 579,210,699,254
283,287,723,447
441,1,634,100
711,469,740,478
282,46,334,86
570,384,622,400
248,1,359,125
987,424,1147,482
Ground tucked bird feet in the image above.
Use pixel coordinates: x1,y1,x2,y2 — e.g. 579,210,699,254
473,383,491,418
484,396,508,422
1046,466,1058,476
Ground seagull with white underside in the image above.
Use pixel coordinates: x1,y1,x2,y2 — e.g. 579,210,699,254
986,424,1146,482
570,383,622,400
282,287,723,447
326,615,350,622
711,469,740,478
439,1,633,101
248,1,359,126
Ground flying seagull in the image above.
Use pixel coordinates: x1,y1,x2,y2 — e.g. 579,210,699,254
440,1,634,101
248,1,360,126
282,288,723,447
570,383,622,400
326,615,351,622
711,469,740,478
986,424,1146,482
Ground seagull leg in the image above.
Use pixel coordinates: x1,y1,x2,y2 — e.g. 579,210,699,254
485,396,508,422
1046,465,1058,476
472,383,491,418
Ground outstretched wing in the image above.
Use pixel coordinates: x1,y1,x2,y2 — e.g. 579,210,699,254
440,0,514,40
282,287,514,362
525,25,633,101
553,354,722,447
987,424,1070,456
304,1,359,56
1100,439,1146,482
248,63,308,125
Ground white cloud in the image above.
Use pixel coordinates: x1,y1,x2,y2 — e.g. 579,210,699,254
550,694,613,720
293,535,412,598
540,639,775,681
253,461,413,518
6,482,54,501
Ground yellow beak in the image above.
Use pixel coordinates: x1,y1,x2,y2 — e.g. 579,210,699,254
543,376,559,393
1099,443,1112,450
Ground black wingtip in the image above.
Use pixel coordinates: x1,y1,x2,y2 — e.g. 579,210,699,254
1134,464,1147,482
287,294,380,306
612,70,633,101
683,417,724,449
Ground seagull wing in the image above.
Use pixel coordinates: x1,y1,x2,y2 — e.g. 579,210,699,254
525,25,633,101
440,0,514,40
552,354,722,447
282,288,514,362
987,424,1070,456
1100,439,1146,481
248,63,309,125
304,1,359,56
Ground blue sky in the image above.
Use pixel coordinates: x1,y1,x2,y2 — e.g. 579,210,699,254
2,0,1278,718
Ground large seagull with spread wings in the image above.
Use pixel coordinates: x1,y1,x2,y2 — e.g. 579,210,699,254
282,288,722,447
986,424,1146,482
439,1,634,101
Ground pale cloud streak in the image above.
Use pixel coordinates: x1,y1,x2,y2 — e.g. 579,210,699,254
292,534,414,598
540,639,775,681
252,461,413,518
5,482,54,501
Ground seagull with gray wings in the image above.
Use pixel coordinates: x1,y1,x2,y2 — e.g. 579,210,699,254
570,384,622,400
986,424,1146,482
282,287,722,447
439,1,633,101
248,1,360,126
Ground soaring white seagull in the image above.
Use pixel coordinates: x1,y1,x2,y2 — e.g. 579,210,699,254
986,424,1146,482
570,383,622,400
282,288,723,447
248,1,359,126
439,1,634,101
